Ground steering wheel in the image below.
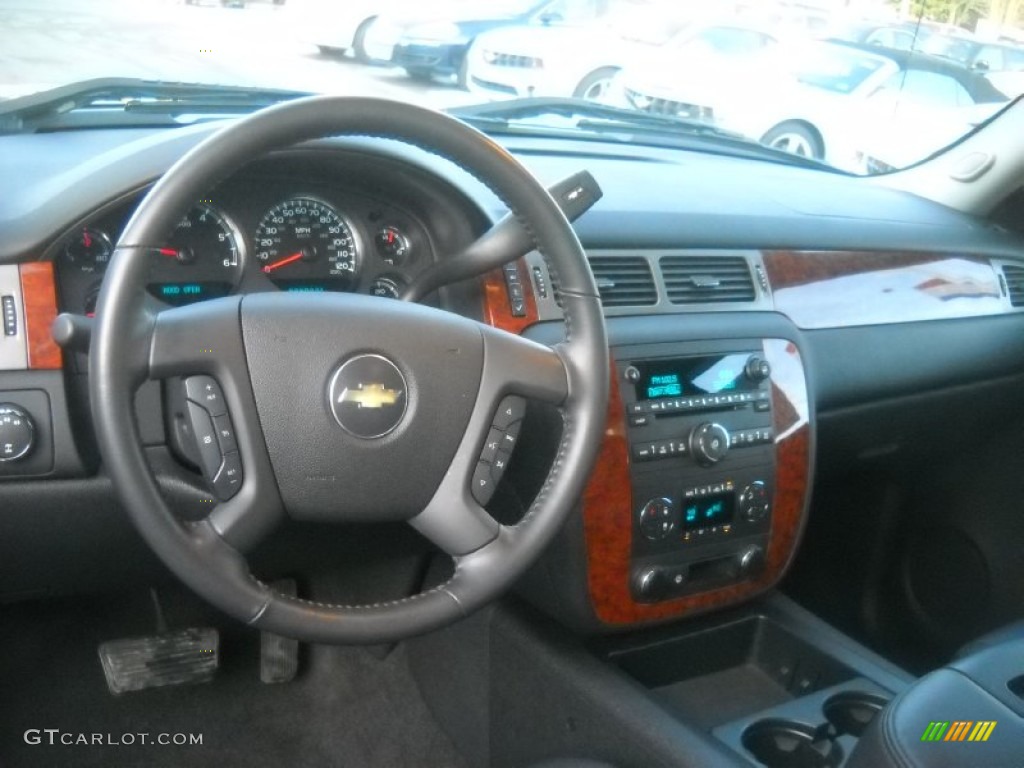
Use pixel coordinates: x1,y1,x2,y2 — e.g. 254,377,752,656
89,97,609,644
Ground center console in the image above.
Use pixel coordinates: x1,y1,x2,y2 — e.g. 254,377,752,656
618,342,776,602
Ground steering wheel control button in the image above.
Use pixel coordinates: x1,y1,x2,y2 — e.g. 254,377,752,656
480,427,503,463
185,375,227,417
187,402,224,479
328,354,408,439
491,450,513,483
213,414,237,454
492,395,526,430
212,452,243,501
471,461,496,506
0,404,35,462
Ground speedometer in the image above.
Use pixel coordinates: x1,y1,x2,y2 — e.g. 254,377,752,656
254,197,360,291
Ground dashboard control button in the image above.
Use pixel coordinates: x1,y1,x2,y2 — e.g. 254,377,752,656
184,375,227,417
690,422,731,466
739,480,770,522
0,404,35,462
212,451,243,501
187,402,223,479
634,567,668,601
737,545,766,577
492,395,526,430
471,461,496,505
745,355,772,382
754,399,771,413
633,443,654,461
629,414,649,427
639,497,674,541
2,295,17,336
623,365,641,383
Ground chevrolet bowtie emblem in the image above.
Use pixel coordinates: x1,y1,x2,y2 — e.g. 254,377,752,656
338,382,402,409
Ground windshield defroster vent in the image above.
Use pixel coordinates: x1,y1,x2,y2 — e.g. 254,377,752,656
1003,264,1024,308
660,256,756,304
587,256,657,307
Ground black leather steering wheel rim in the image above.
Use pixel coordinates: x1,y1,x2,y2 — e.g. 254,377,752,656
90,96,609,644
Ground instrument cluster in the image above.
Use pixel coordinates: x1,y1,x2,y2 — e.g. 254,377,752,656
52,181,433,316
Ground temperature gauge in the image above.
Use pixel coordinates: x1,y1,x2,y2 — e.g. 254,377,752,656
374,226,409,266
63,228,113,274
369,277,404,299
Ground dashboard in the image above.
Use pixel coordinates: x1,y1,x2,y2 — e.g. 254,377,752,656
49,168,447,317
3,120,1024,636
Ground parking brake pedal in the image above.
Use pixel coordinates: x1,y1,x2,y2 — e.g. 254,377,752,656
260,578,299,684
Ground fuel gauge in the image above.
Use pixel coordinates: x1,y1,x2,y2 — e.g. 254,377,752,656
374,226,409,266
63,227,113,274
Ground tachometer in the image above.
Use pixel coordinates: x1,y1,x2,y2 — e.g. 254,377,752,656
253,196,359,291
148,203,245,306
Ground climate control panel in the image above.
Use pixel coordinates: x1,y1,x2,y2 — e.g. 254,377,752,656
616,340,777,602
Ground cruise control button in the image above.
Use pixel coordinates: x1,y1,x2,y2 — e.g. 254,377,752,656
213,414,237,454
480,427,503,463
185,375,227,417
493,395,526,430
187,402,223,479
471,461,496,505
212,451,243,501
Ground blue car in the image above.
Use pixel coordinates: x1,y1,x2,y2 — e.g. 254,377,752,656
393,0,607,87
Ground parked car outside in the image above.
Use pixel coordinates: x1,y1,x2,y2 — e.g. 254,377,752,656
921,32,1024,72
615,39,1007,171
391,0,603,87
464,1,689,101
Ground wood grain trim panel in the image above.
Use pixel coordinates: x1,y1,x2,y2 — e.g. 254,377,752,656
18,262,62,370
583,340,811,626
763,250,1003,329
480,259,539,333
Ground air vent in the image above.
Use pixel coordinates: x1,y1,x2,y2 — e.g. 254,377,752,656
660,256,756,304
1003,264,1024,307
587,256,657,307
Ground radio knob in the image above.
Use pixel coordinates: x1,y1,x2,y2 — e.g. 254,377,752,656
0,404,35,462
737,545,766,577
635,567,668,601
689,422,730,466
745,355,771,382
739,481,770,522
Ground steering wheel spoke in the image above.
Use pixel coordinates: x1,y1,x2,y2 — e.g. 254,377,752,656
479,325,569,406
148,298,286,552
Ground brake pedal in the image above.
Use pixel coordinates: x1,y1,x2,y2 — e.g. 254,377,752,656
98,627,219,694
260,578,299,684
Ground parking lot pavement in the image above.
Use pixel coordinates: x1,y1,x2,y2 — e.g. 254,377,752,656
0,0,479,110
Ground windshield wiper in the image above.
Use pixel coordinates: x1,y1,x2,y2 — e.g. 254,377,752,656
0,78,312,134
449,98,840,172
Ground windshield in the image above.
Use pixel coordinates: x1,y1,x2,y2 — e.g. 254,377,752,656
3,0,1022,176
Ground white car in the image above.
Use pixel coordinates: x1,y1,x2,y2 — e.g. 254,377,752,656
465,3,688,101
307,0,443,62
617,40,1008,170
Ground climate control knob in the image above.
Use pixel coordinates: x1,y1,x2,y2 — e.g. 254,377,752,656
0,404,35,462
638,498,675,541
689,422,730,466
739,481,770,522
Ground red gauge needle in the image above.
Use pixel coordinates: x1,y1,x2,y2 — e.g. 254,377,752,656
159,247,179,258
262,252,303,274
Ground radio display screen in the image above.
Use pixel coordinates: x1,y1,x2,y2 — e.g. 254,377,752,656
635,354,755,401
682,493,735,530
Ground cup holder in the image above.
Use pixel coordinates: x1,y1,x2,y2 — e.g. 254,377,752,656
822,691,888,737
742,719,843,768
